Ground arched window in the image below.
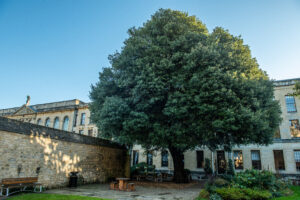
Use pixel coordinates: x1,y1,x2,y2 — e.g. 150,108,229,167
45,118,50,127
37,118,42,125
63,116,69,131
53,117,60,129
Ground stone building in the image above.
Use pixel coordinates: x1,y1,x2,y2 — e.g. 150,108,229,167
131,78,300,177
0,99,98,137
1,78,300,178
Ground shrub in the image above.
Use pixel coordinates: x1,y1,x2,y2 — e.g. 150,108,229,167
215,187,272,200
214,178,230,188
232,169,288,192
199,189,210,199
215,187,246,200
130,162,155,176
243,188,272,200
209,193,222,200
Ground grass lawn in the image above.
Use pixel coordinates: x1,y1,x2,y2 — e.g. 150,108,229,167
8,193,110,200
272,186,300,200
196,186,300,200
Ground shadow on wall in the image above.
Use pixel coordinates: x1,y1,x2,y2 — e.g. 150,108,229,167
0,129,126,188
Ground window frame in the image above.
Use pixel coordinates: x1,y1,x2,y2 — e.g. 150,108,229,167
290,119,300,138
53,117,60,129
251,150,262,170
45,118,50,127
80,113,86,125
62,116,69,131
132,150,139,165
37,118,42,125
146,151,153,166
273,150,285,171
196,150,204,169
161,150,169,167
233,150,244,170
294,150,300,172
285,95,297,113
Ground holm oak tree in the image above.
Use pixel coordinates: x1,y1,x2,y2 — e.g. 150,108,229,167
90,9,281,183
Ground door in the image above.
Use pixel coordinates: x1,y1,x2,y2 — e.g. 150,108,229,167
217,151,226,174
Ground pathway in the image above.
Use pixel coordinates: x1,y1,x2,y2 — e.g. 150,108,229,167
45,183,202,200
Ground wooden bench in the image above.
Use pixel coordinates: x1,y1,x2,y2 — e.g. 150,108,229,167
127,183,135,191
109,181,118,190
0,177,42,197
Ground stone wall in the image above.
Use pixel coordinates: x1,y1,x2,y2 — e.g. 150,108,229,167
0,117,128,188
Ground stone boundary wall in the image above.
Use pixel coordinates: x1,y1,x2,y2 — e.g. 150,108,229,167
0,117,128,188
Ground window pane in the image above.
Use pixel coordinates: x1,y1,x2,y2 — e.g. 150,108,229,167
196,151,204,168
234,150,243,169
63,116,69,131
81,113,86,125
132,150,139,165
161,150,168,167
285,96,297,112
251,150,261,170
45,118,50,127
274,150,285,170
295,151,300,171
147,152,153,166
53,117,59,129
290,119,300,137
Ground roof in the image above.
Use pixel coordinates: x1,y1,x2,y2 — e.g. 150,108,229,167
0,99,90,116
274,78,300,87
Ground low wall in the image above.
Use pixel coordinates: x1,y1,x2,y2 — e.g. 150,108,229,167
0,117,128,188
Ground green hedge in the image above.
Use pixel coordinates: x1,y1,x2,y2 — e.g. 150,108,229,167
215,187,272,200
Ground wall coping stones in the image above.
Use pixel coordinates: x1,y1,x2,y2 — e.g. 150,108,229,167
0,117,126,149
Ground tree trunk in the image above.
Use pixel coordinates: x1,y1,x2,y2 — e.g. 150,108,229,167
169,147,189,183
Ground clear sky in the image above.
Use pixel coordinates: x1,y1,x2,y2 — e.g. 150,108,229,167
0,0,299,108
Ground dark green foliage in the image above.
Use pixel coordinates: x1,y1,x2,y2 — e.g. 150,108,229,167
199,189,210,199
89,8,281,182
209,194,222,200
225,159,235,176
130,162,155,176
292,82,300,97
204,170,290,199
204,158,213,175
215,187,272,200
213,178,230,188
232,170,288,193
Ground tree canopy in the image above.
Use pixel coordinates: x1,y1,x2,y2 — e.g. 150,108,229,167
89,9,281,182
292,81,300,97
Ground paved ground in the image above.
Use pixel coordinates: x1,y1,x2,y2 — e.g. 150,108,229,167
45,183,202,200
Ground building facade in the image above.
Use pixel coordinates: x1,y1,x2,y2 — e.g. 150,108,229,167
1,78,300,177
0,99,98,137
131,78,300,177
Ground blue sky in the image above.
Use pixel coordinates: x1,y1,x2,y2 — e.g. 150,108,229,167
0,0,299,108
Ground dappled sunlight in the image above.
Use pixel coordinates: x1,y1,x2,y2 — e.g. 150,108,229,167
30,130,82,176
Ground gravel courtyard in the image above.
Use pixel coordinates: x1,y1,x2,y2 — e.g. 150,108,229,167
45,182,203,200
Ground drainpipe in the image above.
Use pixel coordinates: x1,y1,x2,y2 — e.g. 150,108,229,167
211,151,215,174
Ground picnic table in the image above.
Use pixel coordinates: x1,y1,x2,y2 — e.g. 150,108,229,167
116,178,130,191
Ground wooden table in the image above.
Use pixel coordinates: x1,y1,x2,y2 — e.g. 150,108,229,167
116,178,130,191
